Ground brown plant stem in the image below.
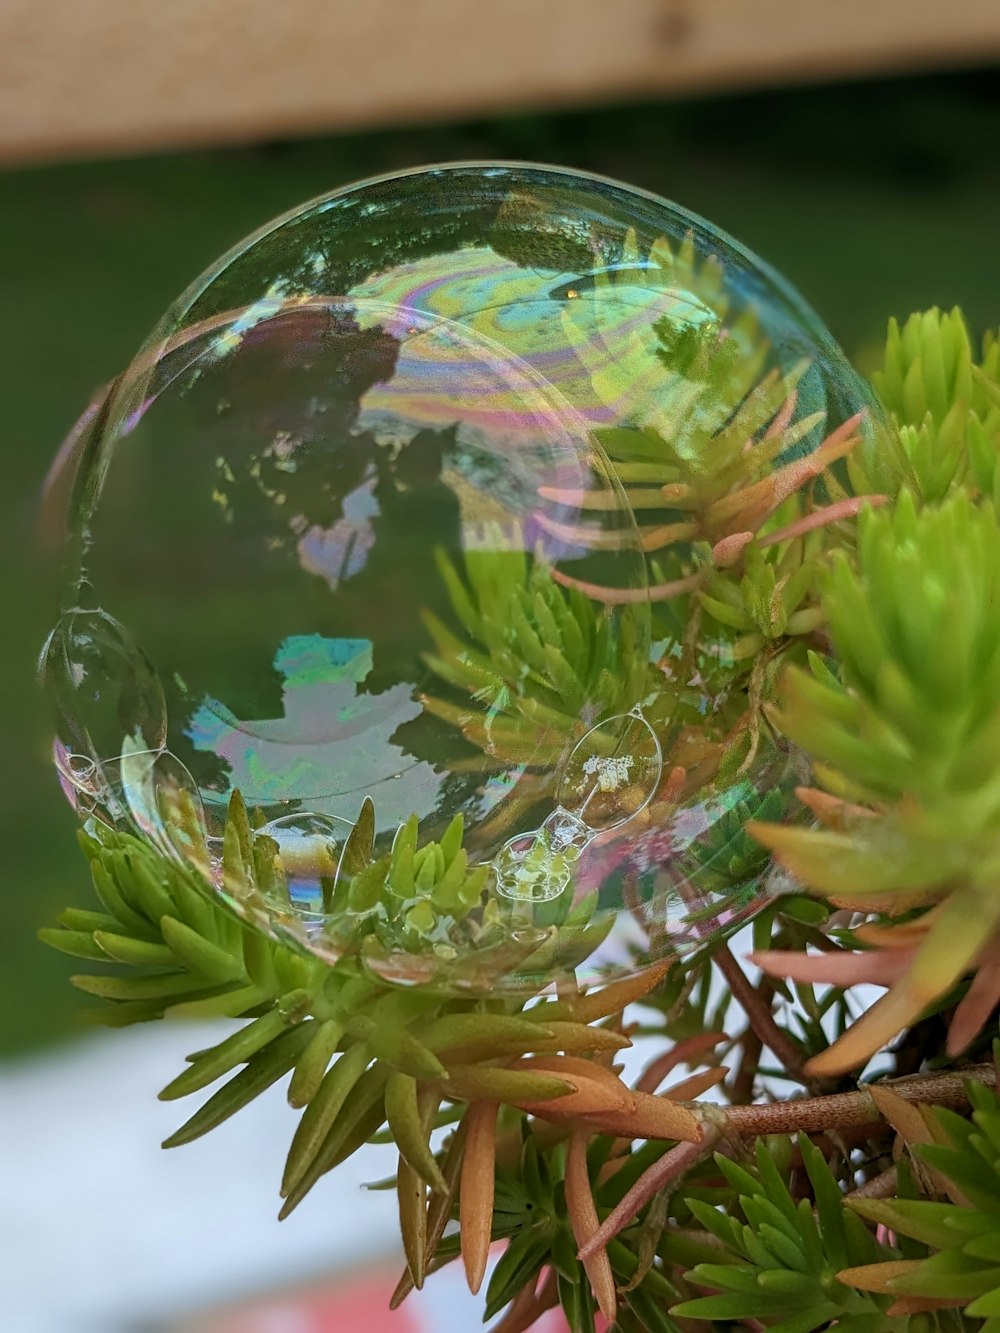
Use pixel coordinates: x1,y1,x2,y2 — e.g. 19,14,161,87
714,943,804,1080
636,1031,727,1096
730,978,774,1104
846,1166,899,1201
580,1064,996,1261
717,1064,995,1137
578,1137,713,1262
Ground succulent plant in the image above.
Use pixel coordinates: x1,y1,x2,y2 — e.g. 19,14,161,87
41,303,1000,1333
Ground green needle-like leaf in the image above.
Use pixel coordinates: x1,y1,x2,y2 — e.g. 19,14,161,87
163,1023,314,1147
282,1042,372,1197
160,915,246,984
385,1072,447,1194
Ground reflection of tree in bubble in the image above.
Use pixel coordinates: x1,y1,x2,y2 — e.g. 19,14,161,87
199,318,466,688
319,425,463,693
488,191,606,273
185,175,505,328
202,308,401,539
138,310,406,793
173,309,477,807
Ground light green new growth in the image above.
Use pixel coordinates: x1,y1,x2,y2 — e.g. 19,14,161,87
774,490,1000,816
852,307,1000,504
423,546,653,766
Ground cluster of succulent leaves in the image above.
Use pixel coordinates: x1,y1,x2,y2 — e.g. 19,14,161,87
671,1135,936,1332
222,789,489,959
212,786,610,986
560,237,866,657
850,308,1000,506
845,1078,1000,1326
42,818,645,1210
426,1127,686,1333
422,546,656,764
42,298,1000,1333
752,308,1000,1076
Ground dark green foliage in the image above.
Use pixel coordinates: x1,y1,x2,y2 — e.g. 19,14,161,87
673,1139,908,1332
846,1082,1000,1330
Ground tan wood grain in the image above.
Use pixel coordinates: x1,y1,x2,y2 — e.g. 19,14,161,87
1,0,998,163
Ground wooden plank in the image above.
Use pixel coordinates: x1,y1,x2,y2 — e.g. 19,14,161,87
1,0,998,164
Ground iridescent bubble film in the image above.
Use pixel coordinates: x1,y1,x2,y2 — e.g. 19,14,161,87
42,163,881,992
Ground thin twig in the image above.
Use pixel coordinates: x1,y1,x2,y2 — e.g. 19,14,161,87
846,1166,899,1201
636,1031,727,1096
578,1137,716,1261
730,977,775,1103
714,943,804,1080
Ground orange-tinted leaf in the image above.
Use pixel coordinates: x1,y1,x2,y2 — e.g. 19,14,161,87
565,1128,617,1323
837,1260,923,1293
461,1101,498,1296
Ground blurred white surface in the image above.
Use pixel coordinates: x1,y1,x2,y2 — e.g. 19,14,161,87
0,1014,665,1332
0,947,877,1332
0,1020,400,1333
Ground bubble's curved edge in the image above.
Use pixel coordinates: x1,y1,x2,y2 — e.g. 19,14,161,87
68,160,888,562
180,160,843,349
97,160,881,446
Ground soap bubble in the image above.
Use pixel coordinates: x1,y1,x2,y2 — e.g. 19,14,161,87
251,812,355,923
42,163,881,992
494,708,662,904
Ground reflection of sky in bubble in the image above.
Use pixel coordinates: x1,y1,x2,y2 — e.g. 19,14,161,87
186,635,439,830
296,476,379,591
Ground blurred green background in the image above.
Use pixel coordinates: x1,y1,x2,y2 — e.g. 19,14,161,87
3,70,998,1056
